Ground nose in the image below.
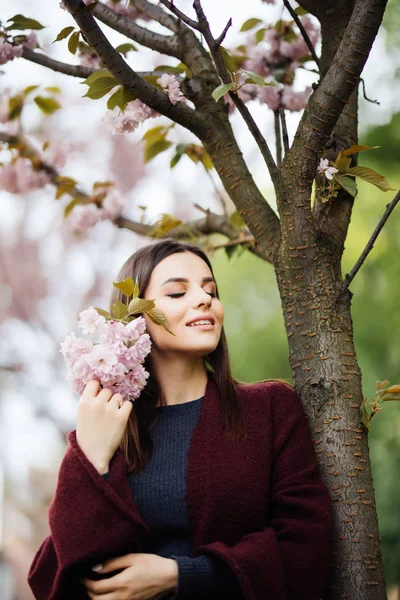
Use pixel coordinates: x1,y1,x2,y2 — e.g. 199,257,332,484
195,287,213,307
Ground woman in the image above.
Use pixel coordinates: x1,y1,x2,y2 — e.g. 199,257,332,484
28,238,333,600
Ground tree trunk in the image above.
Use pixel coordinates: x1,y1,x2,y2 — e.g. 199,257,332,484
274,218,386,598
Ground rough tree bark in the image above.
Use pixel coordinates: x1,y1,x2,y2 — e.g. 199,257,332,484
7,0,397,597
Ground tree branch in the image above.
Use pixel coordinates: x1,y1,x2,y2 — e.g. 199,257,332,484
130,0,181,33
160,0,281,190
274,109,282,167
287,0,388,179
22,48,96,78
341,189,400,292
279,107,290,155
283,0,321,71
62,0,205,136
92,1,183,59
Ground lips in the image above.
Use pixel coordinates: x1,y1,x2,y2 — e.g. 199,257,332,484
186,314,215,326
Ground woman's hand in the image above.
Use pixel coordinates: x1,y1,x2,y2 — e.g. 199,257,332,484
81,553,178,600
76,379,133,474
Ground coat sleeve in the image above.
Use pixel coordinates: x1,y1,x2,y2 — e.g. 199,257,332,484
27,430,149,600
196,383,334,600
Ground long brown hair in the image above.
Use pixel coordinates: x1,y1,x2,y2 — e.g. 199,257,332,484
110,238,291,474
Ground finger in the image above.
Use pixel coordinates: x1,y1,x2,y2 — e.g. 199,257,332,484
107,393,123,410
82,379,100,400
118,399,133,417
82,573,120,594
96,387,113,402
99,553,135,572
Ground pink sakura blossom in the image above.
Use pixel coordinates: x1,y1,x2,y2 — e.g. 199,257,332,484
259,85,281,110
281,85,312,112
78,48,100,68
0,39,23,65
68,203,104,232
280,16,320,61
317,158,339,180
103,100,159,134
101,187,127,219
242,37,270,78
43,140,67,168
60,307,152,401
23,32,38,50
157,73,182,105
0,158,50,194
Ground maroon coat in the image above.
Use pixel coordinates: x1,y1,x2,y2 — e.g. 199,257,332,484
28,376,333,600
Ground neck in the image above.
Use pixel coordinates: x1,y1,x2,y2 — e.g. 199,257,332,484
151,355,209,406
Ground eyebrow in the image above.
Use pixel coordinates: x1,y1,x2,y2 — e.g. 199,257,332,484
161,277,216,286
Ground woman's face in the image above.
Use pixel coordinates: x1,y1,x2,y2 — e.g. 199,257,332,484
143,251,224,356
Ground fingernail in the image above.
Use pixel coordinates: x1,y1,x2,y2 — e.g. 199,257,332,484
92,564,103,572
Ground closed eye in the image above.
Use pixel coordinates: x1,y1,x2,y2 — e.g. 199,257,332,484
167,292,217,298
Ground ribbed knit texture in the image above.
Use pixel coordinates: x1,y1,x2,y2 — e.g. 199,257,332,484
103,397,242,599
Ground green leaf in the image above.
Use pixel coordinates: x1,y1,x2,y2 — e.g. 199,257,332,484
360,399,371,431
151,214,182,237
107,86,135,110
133,278,140,299
144,139,173,162
334,156,352,172
154,64,186,75
142,125,169,143
94,307,111,319
115,42,137,55
68,30,80,55
342,144,380,157
63,197,81,216
212,82,234,102
6,14,45,30
170,152,183,169
24,85,39,95
113,277,135,298
333,174,357,197
56,182,76,200
111,300,128,319
82,69,114,86
127,298,155,315
244,70,275,86
294,6,309,15
34,96,61,114
240,18,263,32
219,46,235,73
176,62,192,78
347,166,395,192
255,27,266,44
53,26,75,43
230,211,245,231
146,307,174,335
83,76,118,100
44,86,61,93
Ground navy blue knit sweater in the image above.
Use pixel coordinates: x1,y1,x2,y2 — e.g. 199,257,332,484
102,396,242,598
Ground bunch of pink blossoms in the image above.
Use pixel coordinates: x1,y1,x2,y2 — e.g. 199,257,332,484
0,157,51,194
60,307,151,401
0,33,37,65
67,186,127,232
103,74,182,135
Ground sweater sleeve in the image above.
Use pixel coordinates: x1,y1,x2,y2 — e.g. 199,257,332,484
196,384,333,600
28,430,148,600
169,554,243,599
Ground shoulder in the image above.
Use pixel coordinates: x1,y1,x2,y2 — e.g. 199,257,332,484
235,379,303,418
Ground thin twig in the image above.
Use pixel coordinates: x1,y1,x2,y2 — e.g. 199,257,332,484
282,0,320,71
279,107,290,154
360,77,380,105
161,0,280,188
341,189,400,292
215,18,232,46
212,235,255,251
130,0,181,32
203,168,228,216
158,0,200,30
274,109,282,167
